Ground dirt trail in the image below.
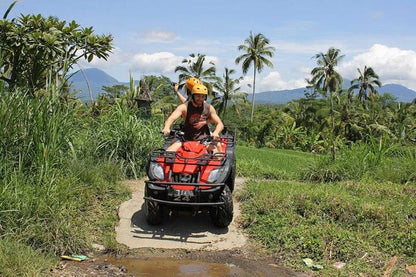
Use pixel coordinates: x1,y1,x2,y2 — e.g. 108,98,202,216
115,177,248,250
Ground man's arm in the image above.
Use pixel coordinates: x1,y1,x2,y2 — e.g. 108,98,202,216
209,106,224,140
162,104,186,136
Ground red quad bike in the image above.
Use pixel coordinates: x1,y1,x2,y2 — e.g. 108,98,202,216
144,127,236,228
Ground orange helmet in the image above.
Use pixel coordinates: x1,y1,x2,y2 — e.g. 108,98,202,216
186,77,202,91
191,84,208,95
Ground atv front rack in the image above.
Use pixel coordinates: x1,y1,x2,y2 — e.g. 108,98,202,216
150,149,226,165
144,180,226,206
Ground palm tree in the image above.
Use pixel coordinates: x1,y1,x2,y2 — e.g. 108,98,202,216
174,53,220,97
212,68,245,121
310,47,344,160
99,84,128,106
348,65,382,102
235,32,275,121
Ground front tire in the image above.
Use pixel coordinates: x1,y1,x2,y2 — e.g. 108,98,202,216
210,186,233,228
145,199,163,225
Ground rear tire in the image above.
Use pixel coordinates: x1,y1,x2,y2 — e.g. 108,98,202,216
210,186,233,228
145,199,163,225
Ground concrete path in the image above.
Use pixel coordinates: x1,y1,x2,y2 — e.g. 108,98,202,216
115,177,248,250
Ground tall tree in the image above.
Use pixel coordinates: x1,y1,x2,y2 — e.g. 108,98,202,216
0,3,113,94
99,84,128,105
174,53,220,97
310,47,344,160
212,68,245,121
235,32,275,121
348,65,382,102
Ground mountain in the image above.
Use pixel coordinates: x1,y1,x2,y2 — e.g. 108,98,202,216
255,88,307,105
69,68,416,104
69,68,120,101
378,84,416,103
255,82,416,104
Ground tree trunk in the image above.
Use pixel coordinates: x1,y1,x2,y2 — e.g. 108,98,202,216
223,97,228,124
250,66,257,121
330,90,336,160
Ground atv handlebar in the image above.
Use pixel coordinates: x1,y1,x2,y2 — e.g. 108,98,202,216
160,129,184,138
200,136,220,145
161,129,220,144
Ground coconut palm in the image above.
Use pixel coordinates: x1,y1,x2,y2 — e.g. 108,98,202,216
310,47,344,160
211,68,246,121
348,66,382,102
174,53,220,97
235,32,275,121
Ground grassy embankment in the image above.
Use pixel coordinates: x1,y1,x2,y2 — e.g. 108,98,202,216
0,90,163,276
236,145,416,276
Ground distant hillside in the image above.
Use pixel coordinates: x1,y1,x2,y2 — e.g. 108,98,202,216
255,88,306,105
256,82,416,104
69,68,120,101
69,68,416,104
378,84,416,103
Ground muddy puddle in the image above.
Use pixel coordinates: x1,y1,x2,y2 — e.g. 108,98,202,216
102,256,265,276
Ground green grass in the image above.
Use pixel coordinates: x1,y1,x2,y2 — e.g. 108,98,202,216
238,181,416,276
236,145,317,179
0,238,56,277
301,143,416,183
0,91,158,275
236,145,416,276
0,160,130,272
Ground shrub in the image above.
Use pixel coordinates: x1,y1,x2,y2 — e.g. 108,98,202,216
86,103,163,178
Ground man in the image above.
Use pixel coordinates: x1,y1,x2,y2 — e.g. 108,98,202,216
162,83,224,153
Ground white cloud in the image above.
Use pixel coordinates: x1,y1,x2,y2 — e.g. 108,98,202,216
129,52,221,75
131,52,183,73
241,71,307,92
182,54,219,66
76,47,131,81
141,29,177,42
340,44,416,90
87,47,126,69
273,41,342,55
299,66,312,75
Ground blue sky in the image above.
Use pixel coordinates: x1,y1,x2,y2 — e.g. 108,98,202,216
4,0,416,91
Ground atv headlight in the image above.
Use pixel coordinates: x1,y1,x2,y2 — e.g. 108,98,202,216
150,162,164,180
207,168,220,183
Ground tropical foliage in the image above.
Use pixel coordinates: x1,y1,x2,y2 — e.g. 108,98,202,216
211,67,247,122
348,65,382,102
174,53,220,97
0,2,113,94
308,47,345,159
235,32,275,121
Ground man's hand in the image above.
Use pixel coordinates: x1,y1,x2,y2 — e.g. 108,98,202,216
173,83,179,93
192,120,207,130
212,131,220,141
162,128,170,136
